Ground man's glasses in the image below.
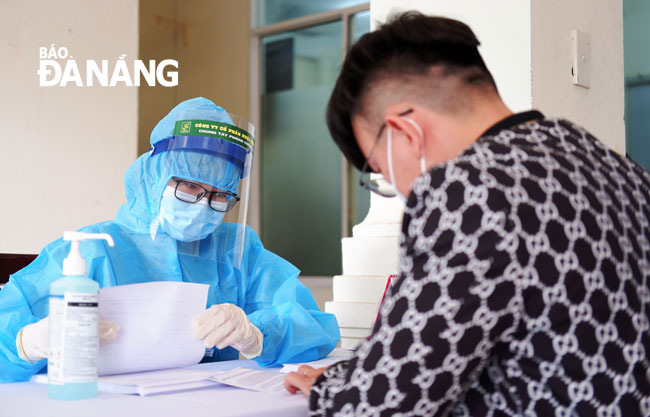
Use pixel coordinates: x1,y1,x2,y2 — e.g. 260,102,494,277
171,177,240,212
358,109,413,197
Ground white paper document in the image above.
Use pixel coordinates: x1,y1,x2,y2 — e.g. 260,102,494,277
97,281,209,375
31,347,355,396
32,368,221,396
280,348,355,374
98,367,221,395
209,368,287,393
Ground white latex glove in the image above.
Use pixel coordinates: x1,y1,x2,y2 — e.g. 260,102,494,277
191,304,264,359
16,316,120,362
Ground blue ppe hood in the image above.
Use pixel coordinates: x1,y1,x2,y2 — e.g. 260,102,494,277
115,98,245,233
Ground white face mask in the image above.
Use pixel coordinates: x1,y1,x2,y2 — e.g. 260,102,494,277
157,186,225,242
386,116,427,203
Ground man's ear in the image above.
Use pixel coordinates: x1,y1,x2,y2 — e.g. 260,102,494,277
385,112,425,157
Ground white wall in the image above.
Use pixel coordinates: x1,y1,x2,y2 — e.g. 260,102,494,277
531,0,625,154
370,0,625,154
370,0,533,113
0,0,138,254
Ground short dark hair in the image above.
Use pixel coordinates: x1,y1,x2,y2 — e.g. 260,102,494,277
326,12,497,171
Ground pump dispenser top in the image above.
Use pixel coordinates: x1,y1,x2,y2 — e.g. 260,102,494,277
62,232,115,276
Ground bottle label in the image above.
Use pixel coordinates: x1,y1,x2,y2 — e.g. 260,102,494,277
48,292,99,384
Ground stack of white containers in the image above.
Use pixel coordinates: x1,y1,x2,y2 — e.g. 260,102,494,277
325,177,404,349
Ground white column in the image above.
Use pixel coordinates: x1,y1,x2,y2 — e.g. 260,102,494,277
325,175,403,348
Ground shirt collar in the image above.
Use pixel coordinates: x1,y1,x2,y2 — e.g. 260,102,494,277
480,110,545,137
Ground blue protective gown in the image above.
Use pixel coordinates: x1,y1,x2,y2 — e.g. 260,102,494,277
0,98,340,382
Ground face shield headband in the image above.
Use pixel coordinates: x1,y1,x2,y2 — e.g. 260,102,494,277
149,119,254,179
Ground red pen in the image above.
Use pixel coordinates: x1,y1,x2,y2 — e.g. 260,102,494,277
373,274,396,330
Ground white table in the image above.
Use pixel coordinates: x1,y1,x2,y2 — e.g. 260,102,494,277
0,360,309,417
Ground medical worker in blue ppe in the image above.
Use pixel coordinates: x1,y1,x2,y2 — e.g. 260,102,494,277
0,97,340,382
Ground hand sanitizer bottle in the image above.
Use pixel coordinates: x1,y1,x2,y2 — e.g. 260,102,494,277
48,231,114,400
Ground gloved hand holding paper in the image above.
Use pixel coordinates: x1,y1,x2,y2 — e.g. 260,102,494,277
17,317,119,363
192,304,263,359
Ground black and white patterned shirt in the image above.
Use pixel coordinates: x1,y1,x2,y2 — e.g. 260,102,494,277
311,111,650,416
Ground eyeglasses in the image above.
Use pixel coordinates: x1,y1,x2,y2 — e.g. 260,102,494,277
358,109,413,197
171,177,240,212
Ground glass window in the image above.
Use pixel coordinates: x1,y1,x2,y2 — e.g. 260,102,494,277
254,0,368,27
349,11,371,227
261,21,344,276
624,0,650,170
256,4,369,277
351,10,370,43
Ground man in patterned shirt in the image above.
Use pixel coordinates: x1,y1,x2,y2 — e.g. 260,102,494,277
284,11,650,417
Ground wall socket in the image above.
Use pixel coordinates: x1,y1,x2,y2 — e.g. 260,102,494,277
571,29,591,88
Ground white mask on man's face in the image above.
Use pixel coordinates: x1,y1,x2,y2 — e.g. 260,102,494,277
386,116,427,203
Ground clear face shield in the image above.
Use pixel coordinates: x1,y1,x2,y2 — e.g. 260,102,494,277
149,112,255,269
